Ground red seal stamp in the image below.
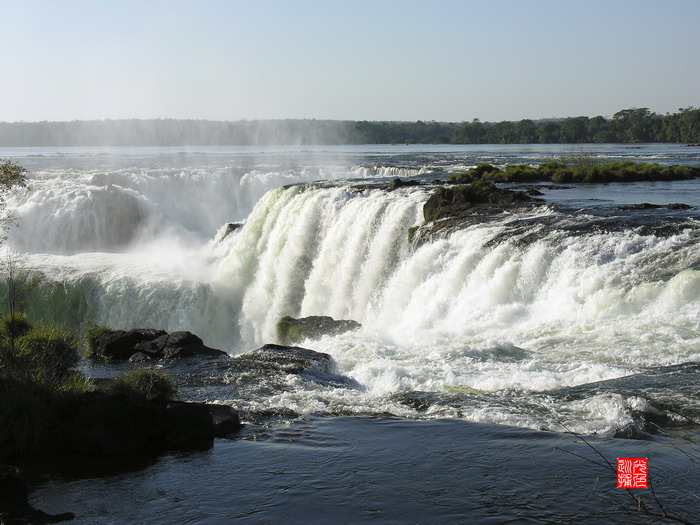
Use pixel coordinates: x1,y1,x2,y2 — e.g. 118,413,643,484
617,458,648,489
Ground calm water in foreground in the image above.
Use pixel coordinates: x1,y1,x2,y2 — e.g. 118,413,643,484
27,416,700,524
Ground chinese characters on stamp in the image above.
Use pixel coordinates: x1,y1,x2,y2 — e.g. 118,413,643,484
617,458,648,489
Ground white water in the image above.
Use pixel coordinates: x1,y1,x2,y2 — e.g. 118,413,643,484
4,145,700,434
219,188,700,432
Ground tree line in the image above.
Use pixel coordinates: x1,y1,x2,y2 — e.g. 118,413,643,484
0,107,698,146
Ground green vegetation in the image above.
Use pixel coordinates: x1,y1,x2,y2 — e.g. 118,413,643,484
82,322,113,358
407,226,419,243
106,369,178,403
276,315,306,346
0,315,90,453
0,160,28,243
1,107,699,146
448,161,700,185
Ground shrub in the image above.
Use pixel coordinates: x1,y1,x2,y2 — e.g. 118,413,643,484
82,322,113,357
448,163,501,184
107,369,178,403
1,314,32,340
14,325,80,388
0,320,90,454
0,378,57,453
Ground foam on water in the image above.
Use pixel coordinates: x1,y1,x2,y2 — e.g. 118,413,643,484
4,146,700,433
209,184,700,431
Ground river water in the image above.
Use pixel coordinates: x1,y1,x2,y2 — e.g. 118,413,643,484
2,143,699,523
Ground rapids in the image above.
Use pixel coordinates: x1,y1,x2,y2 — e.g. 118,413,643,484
3,144,700,435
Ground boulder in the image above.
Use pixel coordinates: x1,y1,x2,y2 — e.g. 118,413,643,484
91,328,166,361
617,202,693,210
61,391,165,455
90,329,226,362
59,392,241,456
134,331,227,360
276,316,361,345
234,343,334,375
162,401,217,446
207,404,243,437
388,178,421,190
216,221,244,243
423,181,533,223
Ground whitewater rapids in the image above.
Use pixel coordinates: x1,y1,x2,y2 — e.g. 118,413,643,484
3,145,700,434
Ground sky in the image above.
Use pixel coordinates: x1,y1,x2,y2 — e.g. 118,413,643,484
1,0,698,123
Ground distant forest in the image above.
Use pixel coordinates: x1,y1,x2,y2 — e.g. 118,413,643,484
1,107,698,146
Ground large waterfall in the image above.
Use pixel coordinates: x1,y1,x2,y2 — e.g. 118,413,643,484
3,145,700,433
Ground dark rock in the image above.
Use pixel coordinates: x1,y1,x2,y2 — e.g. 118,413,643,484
618,202,663,210
388,178,421,189
512,184,574,191
136,331,227,359
217,221,244,243
91,328,167,361
206,404,243,437
276,315,361,345
92,329,226,361
59,392,240,456
162,401,215,445
235,344,334,375
0,466,75,523
423,181,534,223
128,352,155,363
61,391,161,455
617,202,694,210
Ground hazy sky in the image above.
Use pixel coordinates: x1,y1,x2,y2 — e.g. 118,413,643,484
2,0,698,123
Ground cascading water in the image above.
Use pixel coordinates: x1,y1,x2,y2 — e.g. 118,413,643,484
217,184,427,345
3,145,700,434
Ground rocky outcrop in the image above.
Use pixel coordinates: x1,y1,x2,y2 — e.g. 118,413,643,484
423,181,534,223
0,466,75,523
387,178,421,190
617,202,694,210
233,343,334,375
216,221,244,243
130,331,228,361
60,392,242,456
420,181,537,237
90,328,166,361
276,316,361,345
225,344,362,402
90,329,227,362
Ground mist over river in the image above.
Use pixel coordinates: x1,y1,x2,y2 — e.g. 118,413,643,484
4,144,700,523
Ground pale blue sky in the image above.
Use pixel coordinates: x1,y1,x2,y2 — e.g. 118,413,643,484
1,0,698,122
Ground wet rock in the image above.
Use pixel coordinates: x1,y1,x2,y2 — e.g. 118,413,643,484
617,202,694,210
233,344,334,375
60,392,242,456
91,328,166,361
387,178,421,189
225,344,362,400
0,466,75,523
134,331,227,360
276,316,361,345
90,329,226,362
207,404,243,437
216,221,244,243
423,181,534,223
421,182,538,237
162,401,216,446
